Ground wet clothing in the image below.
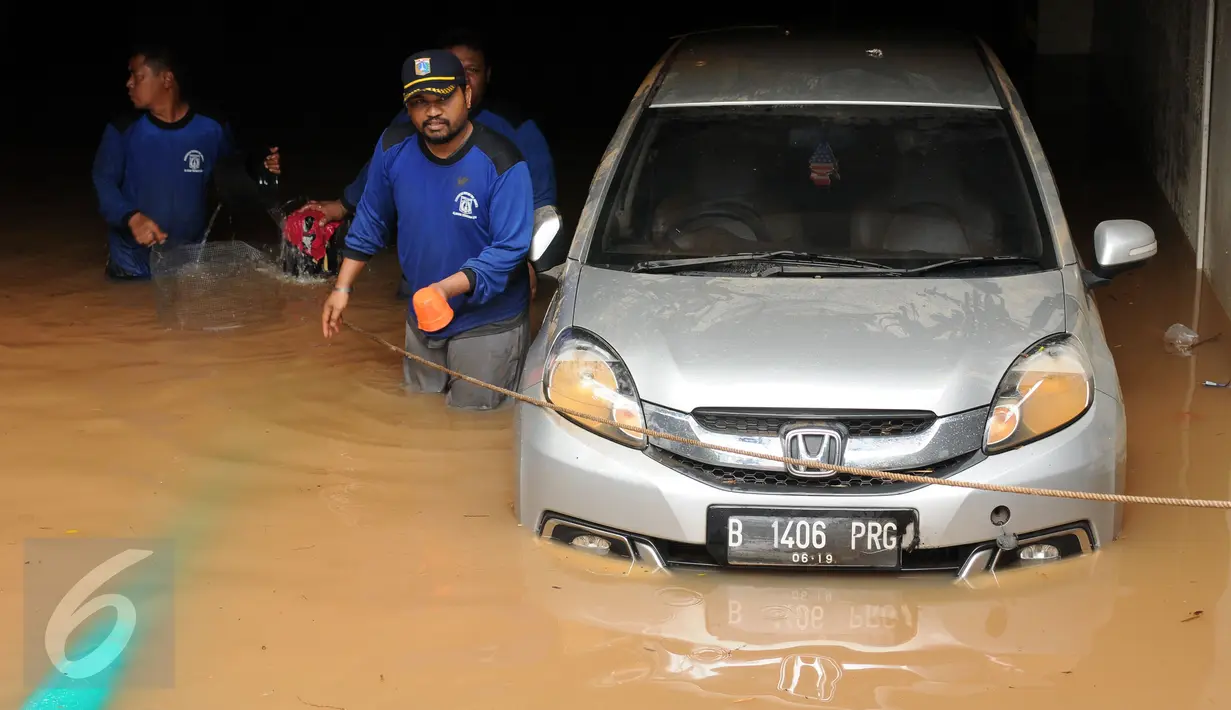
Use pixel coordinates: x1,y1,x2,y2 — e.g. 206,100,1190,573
92,108,243,279
341,99,557,212
341,120,534,341
402,310,530,410
281,209,347,278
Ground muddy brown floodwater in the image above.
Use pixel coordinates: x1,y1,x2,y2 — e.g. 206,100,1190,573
4,148,1231,709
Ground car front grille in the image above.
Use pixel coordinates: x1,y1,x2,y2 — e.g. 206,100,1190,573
647,446,981,495
692,411,935,437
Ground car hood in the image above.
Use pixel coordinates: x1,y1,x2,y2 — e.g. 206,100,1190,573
571,266,1068,415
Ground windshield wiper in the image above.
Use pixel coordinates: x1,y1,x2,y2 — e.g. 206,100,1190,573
630,250,896,274
898,255,1042,275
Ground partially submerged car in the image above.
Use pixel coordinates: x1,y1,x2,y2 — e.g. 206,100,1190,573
516,27,1157,579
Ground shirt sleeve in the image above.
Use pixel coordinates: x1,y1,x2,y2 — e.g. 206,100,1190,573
91,124,138,231
459,161,533,305
341,139,397,261
515,120,557,209
342,110,408,214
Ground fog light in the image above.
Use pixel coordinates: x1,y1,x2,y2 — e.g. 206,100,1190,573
1018,543,1060,563
571,534,611,555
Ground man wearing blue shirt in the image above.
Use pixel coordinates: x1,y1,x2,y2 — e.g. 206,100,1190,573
304,28,556,299
322,50,533,411
92,45,280,280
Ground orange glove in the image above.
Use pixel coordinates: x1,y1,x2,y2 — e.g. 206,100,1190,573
413,285,454,332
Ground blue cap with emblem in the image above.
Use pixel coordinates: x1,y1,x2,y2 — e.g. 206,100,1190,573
402,49,466,103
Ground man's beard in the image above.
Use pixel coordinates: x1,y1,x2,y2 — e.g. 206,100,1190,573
421,118,466,145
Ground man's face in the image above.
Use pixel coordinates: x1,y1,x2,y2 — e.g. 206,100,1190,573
126,55,170,109
407,86,473,144
448,45,489,108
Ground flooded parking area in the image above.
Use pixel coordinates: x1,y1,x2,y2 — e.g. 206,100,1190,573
4,105,1231,710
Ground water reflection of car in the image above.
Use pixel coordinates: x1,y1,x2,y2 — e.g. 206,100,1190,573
516,27,1157,579
522,542,1117,706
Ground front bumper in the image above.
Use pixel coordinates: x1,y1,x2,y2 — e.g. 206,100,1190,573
515,386,1123,575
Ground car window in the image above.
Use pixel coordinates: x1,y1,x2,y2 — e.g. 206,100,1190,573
586,104,1054,269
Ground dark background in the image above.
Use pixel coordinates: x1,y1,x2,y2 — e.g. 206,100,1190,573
2,2,1040,229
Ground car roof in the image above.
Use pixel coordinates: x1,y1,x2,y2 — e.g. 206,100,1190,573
650,27,1005,110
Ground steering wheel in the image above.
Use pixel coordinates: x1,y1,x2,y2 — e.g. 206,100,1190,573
660,201,771,248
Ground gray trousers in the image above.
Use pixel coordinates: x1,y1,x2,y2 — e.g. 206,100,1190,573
403,311,530,411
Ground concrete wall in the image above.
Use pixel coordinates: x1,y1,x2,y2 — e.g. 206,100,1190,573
1203,0,1231,312
1037,0,1095,55
1092,0,1209,251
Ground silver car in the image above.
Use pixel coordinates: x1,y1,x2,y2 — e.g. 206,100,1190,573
516,27,1158,579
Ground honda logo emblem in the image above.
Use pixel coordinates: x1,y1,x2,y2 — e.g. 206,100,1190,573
781,426,846,478
777,654,843,701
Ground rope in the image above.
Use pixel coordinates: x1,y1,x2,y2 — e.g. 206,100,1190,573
341,319,1231,510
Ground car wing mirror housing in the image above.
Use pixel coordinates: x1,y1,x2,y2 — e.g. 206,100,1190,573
530,205,568,271
1085,219,1157,287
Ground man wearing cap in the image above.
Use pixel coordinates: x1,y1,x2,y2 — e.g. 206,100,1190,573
321,50,533,411
302,27,556,301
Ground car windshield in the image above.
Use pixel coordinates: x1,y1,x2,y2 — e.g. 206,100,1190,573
586,104,1055,273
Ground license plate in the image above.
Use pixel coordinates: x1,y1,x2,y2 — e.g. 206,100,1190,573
710,585,917,643
709,508,908,568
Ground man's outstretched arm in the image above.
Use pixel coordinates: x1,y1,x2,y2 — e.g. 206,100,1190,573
323,134,401,338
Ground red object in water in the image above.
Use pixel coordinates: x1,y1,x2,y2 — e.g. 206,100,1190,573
284,207,341,261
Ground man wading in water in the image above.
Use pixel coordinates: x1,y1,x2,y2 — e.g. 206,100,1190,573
92,44,280,280
302,27,556,302
321,49,533,411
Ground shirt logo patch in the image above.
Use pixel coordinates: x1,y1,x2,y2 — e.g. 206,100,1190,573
414,57,431,76
453,191,478,220
456,176,469,186
183,149,205,174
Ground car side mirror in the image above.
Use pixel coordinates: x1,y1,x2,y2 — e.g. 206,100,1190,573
1085,219,1157,287
530,205,562,264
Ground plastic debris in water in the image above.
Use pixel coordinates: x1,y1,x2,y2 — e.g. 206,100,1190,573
1164,323,1200,356
866,48,883,58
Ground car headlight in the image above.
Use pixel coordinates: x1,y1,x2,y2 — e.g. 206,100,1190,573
984,334,1094,454
544,327,646,448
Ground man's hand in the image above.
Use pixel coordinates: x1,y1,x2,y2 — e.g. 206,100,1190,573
304,199,348,222
322,289,350,338
264,147,281,175
128,212,167,246
323,259,367,337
